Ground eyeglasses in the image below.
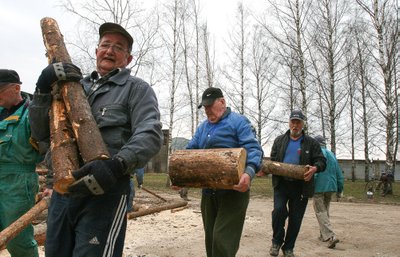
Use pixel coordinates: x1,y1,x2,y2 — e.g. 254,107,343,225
97,43,129,54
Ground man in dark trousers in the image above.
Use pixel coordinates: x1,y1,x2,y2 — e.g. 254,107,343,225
29,22,163,257
187,87,263,257
269,110,326,257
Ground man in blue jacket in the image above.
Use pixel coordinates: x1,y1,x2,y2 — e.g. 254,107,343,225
269,110,326,257
0,69,42,257
313,135,344,249
187,87,263,257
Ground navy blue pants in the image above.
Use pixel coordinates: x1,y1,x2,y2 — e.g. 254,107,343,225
45,180,130,257
271,180,308,251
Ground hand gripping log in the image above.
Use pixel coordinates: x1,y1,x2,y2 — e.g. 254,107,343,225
40,17,110,193
168,148,307,189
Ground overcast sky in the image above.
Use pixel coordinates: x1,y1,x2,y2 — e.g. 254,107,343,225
0,0,265,94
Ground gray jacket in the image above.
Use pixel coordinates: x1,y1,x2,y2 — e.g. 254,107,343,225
29,68,163,171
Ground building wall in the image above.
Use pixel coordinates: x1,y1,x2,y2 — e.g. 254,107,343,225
338,159,399,181
146,129,169,173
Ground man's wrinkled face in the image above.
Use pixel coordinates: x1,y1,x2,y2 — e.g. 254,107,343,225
204,98,225,123
289,119,304,138
96,33,133,76
0,84,20,109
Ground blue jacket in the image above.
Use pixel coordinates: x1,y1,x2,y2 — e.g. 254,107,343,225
187,107,263,179
314,147,344,193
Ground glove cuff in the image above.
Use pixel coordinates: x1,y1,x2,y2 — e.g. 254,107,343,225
112,156,127,177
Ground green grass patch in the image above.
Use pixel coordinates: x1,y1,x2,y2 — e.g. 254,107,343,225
141,173,400,204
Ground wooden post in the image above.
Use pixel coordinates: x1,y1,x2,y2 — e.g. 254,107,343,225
168,148,246,189
40,17,110,193
168,149,308,189
0,197,50,249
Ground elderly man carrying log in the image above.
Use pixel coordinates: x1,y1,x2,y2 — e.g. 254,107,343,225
29,22,163,257
180,87,263,257
269,110,326,257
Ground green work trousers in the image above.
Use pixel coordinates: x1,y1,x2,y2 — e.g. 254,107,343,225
0,172,39,257
201,190,250,257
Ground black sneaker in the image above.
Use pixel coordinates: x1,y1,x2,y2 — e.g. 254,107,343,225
283,249,295,257
269,243,280,256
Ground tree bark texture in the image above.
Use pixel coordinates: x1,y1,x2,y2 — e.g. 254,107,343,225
127,200,188,219
40,17,110,193
261,159,306,180
0,197,50,249
169,149,307,188
168,148,246,189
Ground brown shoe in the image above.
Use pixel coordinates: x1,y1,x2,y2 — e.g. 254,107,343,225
327,236,339,248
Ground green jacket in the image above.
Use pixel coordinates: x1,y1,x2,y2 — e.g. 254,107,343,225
0,99,42,173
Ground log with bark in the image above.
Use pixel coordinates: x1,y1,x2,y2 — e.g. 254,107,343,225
168,148,308,189
40,17,110,193
261,159,307,180
127,200,188,219
0,197,50,249
168,148,247,189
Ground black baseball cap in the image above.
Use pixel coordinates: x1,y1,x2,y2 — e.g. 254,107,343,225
314,135,326,147
0,69,22,84
99,22,134,50
290,110,305,121
198,87,224,109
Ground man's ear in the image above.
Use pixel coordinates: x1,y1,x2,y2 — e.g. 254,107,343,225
127,54,133,65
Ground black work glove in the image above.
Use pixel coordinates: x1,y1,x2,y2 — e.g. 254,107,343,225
36,62,83,93
67,158,127,197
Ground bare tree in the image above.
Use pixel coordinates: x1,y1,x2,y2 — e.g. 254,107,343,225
356,0,400,172
60,0,160,77
246,24,279,146
262,0,313,132
222,3,249,115
307,0,350,153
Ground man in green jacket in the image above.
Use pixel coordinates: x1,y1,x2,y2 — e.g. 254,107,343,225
313,135,344,249
0,69,42,257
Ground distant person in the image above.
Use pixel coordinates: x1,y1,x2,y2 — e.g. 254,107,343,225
269,110,326,257
185,87,263,257
0,69,43,257
128,167,145,212
313,135,344,249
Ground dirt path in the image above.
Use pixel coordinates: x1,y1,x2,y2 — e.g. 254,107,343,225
1,192,399,257
122,194,400,257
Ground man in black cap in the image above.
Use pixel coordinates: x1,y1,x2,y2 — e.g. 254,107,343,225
269,110,326,257
0,69,42,257
29,22,163,257
184,87,263,257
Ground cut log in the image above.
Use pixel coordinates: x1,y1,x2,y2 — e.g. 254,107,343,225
0,197,50,249
40,17,110,193
141,186,167,202
261,159,307,180
168,148,246,189
49,100,79,193
168,149,308,189
127,200,188,219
